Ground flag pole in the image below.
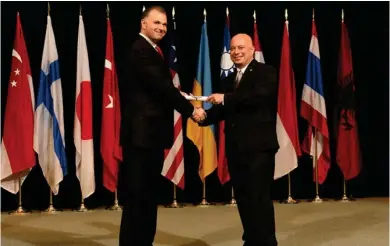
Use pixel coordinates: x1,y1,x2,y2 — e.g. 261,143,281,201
223,7,236,208
108,189,122,210
339,178,356,202
312,129,323,203
226,185,237,206
163,6,184,209
10,177,28,215
278,9,299,205
75,3,89,213
41,2,59,215
196,8,212,208
43,192,59,213
338,9,356,203
197,179,211,207
280,172,299,204
103,3,122,212
166,185,184,208
228,7,237,207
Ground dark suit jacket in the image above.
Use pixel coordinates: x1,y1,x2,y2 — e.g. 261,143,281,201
201,59,279,155
120,35,194,149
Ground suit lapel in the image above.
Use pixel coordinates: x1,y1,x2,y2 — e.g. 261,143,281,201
138,36,165,62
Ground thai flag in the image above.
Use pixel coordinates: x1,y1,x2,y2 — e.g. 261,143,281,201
300,20,330,184
34,15,67,195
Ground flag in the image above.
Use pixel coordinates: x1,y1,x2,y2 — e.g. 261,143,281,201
335,16,361,180
101,18,122,193
1,13,35,194
34,14,67,195
253,12,265,64
186,20,218,180
218,11,234,185
161,14,185,189
274,18,301,179
74,14,95,199
300,20,330,184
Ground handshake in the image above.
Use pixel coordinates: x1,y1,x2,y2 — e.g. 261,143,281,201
192,106,207,123
180,91,225,123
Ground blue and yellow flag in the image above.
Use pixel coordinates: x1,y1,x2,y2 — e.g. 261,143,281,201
186,20,217,180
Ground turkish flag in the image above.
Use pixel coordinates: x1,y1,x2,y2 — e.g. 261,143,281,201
101,18,122,192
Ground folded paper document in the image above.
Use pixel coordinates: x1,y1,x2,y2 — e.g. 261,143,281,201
184,95,208,101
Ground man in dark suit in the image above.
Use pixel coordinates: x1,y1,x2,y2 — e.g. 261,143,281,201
119,6,206,246
201,33,279,246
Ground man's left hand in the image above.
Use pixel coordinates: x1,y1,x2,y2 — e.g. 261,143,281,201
207,93,224,104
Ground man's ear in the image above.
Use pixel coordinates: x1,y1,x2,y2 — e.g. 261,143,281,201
141,19,146,29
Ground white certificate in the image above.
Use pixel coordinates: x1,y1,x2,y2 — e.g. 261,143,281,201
184,95,208,101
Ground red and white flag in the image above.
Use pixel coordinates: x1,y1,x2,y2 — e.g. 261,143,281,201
253,11,265,64
74,14,95,199
101,18,122,192
1,13,35,194
275,17,302,179
161,15,185,189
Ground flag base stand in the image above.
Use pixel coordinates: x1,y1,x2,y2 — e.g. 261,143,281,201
279,195,300,204
337,194,356,203
311,195,324,203
336,180,356,202
107,190,122,210
9,206,29,215
224,198,237,207
43,204,60,214
107,203,122,211
196,199,214,208
75,202,90,212
165,199,184,208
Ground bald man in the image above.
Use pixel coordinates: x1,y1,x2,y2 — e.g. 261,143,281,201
200,34,279,246
119,5,205,246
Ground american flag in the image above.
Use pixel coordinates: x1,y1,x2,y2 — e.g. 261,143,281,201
161,10,185,189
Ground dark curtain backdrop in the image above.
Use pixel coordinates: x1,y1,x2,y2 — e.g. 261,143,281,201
1,1,388,211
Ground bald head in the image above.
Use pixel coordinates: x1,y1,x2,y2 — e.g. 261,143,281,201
230,33,255,69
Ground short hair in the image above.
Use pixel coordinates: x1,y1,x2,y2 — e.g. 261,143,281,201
141,6,166,20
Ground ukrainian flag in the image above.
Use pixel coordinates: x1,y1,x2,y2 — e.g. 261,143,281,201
186,20,217,180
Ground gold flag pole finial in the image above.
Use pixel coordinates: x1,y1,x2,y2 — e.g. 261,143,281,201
285,8,288,21
48,2,51,16
106,4,110,19
79,5,82,16
142,5,145,12
253,10,256,23
226,7,229,17
312,8,315,20
203,8,207,22
342,9,344,23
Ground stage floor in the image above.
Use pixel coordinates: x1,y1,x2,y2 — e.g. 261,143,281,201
1,198,388,246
